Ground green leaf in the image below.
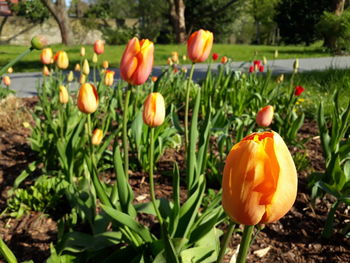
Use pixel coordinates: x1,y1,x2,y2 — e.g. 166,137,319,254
0,237,17,263
101,204,154,243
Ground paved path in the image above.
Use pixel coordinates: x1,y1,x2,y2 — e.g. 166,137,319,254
5,56,350,98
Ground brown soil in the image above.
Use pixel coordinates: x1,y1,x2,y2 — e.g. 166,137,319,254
0,97,349,263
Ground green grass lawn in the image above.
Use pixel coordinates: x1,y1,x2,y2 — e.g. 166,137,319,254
0,42,328,72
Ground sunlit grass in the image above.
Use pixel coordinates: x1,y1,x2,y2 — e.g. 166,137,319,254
0,42,328,72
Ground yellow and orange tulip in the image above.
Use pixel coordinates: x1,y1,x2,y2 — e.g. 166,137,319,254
40,48,53,65
77,83,99,114
187,29,213,63
120,37,154,86
42,66,50,76
59,85,69,104
104,70,115,86
82,59,90,75
143,92,165,127
102,60,109,69
222,131,297,226
256,105,274,127
54,51,69,69
92,128,103,145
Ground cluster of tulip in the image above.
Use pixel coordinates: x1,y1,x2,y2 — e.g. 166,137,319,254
0,31,303,263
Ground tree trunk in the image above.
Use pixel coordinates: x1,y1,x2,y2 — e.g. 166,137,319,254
40,0,74,45
168,0,186,43
332,0,345,16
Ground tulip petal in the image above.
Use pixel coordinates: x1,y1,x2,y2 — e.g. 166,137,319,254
120,38,140,82
131,40,154,85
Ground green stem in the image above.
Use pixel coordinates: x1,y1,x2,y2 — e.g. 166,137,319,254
93,64,96,84
217,221,236,263
322,200,340,239
123,87,132,177
0,47,32,77
184,63,195,149
87,114,112,207
149,128,163,225
236,225,254,263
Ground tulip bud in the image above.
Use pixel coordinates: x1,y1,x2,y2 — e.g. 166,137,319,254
2,76,10,86
182,55,187,61
40,48,53,65
293,58,299,73
42,66,50,76
82,59,90,75
212,53,219,61
294,85,305,96
181,67,187,73
120,37,154,86
263,56,267,65
92,53,98,64
104,70,115,86
222,131,297,225
256,105,274,127
94,40,104,55
80,47,86,57
187,29,213,63
221,56,228,64
274,49,279,59
167,57,173,66
67,71,74,82
7,67,13,74
31,35,48,50
151,76,158,82
79,74,86,84
59,85,69,104
75,64,81,72
276,74,284,84
102,60,109,69
92,129,103,145
77,83,99,114
143,92,165,127
54,51,69,69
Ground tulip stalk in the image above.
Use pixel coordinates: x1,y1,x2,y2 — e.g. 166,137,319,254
123,86,132,177
87,114,112,207
0,48,32,77
184,63,195,148
217,221,236,263
149,128,163,225
236,225,254,263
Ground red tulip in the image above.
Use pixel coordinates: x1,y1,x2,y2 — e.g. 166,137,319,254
249,65,255,73
294,86,305,96
259,65,264,72
94,40,104,55
212,53,219,61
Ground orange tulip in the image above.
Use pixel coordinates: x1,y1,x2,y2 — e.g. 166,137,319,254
222,131,297,225
59,85,69,104
143,92,165,127
151,76,158,82
77,83,99,114
94,40,104,55
104,70,115,86
40,48,53,64
2,76,10,86
92,128,103,145
221,56,228,64
171,51,179,64
120,37,154,86
256,105,274,127
75,64,81,72
187,29,213,63
54,51,69,69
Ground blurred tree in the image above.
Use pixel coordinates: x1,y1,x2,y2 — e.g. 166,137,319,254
40,0,73,45
185,0,238,42
275,0,331,45
167,0,186,43
10,0,50,23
